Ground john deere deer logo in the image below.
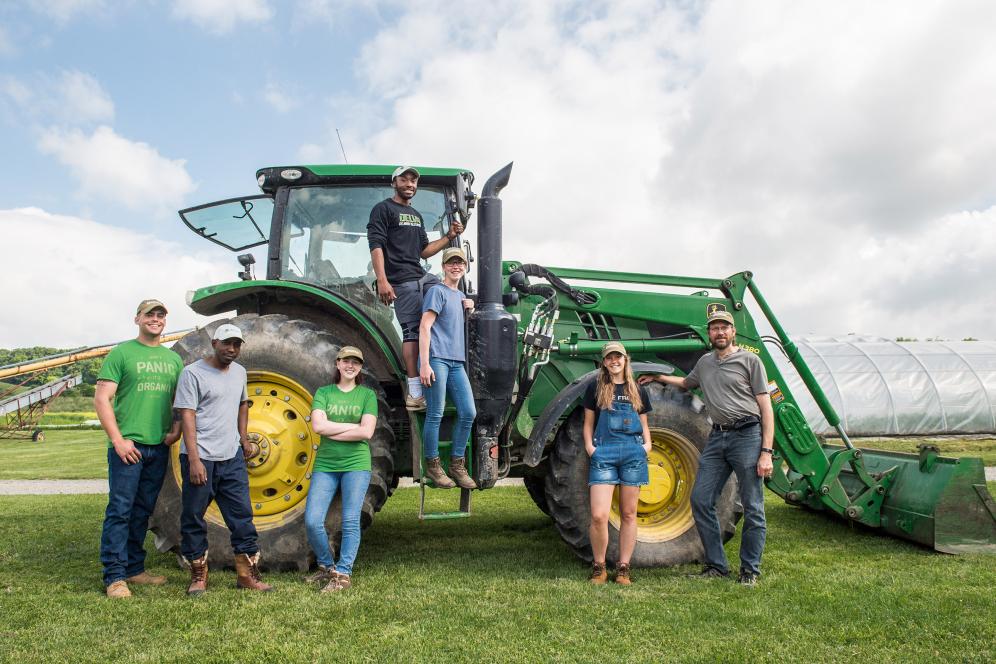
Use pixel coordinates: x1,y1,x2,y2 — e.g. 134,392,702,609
706,303,727,316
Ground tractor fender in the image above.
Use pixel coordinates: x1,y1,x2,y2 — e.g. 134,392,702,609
523,361,679,467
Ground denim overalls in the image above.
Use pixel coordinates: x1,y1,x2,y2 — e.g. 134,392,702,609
588,396,650,487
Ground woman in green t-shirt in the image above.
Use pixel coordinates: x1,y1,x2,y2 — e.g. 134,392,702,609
304,346,378,593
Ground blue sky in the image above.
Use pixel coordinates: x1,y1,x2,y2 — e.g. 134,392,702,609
2,0,996,346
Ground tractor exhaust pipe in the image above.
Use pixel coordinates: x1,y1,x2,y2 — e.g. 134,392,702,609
468,162,517,489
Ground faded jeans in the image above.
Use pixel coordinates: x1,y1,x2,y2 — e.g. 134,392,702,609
304,470,371,576
690,425,766,575
422,357,476,460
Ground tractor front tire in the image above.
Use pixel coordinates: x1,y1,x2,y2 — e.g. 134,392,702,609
544,384,741,567
149,314,395,571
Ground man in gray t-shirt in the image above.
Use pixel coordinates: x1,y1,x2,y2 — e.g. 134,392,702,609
639,309,774,585
173,323,272,594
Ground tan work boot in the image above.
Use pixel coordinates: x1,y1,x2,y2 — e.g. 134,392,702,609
186,555,208,597
235,552,273,592
320,573,351,593
127,571,167,586
448,456,477,489
303,565,334,585
615,563,632,586
105,580,131,598
424,457,456,488
589,562,608,585
405,394,427,411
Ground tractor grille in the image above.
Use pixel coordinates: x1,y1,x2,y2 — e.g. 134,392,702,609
577,312,621,340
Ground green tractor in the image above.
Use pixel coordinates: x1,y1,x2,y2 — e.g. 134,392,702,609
150,163,996,569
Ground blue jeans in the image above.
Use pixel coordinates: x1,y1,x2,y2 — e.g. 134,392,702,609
422,357,476,460
690,426,766,575
180,454,259,561
100,443,169,586
304,470,371,575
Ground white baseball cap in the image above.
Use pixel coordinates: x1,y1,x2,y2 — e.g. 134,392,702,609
392,166,419,180
213,323,244,341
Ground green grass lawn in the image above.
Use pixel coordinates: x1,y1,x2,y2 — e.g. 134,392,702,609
0,487,994,663
0,429,108,479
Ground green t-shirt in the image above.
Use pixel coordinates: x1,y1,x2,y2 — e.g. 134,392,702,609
311,384,378,472
96,339,183,447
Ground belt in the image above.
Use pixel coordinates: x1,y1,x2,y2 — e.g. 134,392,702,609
712,416,759,432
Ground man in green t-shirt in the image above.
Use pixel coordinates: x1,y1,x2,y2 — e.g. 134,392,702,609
95,299,183,598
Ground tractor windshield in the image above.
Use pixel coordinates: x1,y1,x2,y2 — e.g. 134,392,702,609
279,184,452,306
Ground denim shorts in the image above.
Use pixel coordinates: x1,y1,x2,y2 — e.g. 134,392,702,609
588,442,649,487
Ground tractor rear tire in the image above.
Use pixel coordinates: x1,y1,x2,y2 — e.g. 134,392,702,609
544,384,741,567
149,314,395,571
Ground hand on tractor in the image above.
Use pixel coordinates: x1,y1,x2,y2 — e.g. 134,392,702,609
162,430,181,446
462,298,474,311
420,363,435,387
242,440,259,461
757,452,774,478
113,439,143,464
447,220,464,239
189,458,208,486
637,374,660,386
377,280,397,306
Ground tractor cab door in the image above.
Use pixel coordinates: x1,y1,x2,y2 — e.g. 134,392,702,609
179,195,274,251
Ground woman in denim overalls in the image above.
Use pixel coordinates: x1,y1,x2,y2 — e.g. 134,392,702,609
582,342,652,585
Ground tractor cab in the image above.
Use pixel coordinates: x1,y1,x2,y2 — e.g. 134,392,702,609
178,165,475,314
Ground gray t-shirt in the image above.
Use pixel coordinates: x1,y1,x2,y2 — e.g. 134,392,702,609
174,359,248,461
685,347,768,426
422,283,466,362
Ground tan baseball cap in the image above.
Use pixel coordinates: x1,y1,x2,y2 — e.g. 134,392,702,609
136,299,168,315
707,310,735,326
441,247,467,264
601,341,628,358
336,346,364,362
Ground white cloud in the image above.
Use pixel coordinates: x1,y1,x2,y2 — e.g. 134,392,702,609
37,125,196,213
322,0,996,340
1,69,114,125
263,81,300,113
171,0,273,35
0,208,232,348
28,0,108,23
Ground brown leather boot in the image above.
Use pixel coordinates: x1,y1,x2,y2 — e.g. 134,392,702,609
424,457,456,488
127,571,167,586
235,552,273,592
589,562,608,585
448,456,477,489
186,555,208,597
105,580,131,598
615,563,632,586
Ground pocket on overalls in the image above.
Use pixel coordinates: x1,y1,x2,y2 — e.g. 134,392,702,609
608,411,639,434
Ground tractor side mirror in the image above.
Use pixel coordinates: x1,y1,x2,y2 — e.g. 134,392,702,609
454,172,476,226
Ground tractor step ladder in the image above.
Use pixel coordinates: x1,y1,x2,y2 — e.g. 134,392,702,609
409,410,472,520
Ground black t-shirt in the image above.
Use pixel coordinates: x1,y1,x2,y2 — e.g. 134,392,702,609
582,381,652,428
367,198,430,284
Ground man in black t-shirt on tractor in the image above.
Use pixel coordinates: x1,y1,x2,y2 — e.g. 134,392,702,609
368,166,463,410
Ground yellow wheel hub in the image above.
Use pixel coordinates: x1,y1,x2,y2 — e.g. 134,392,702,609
170,370,319,530
609,428,698,542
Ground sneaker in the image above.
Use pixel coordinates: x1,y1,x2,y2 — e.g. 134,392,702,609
105,580,131,598
303,566,334,585
320,573,351,593
126,571,167,586
589,562,608,585
737,571,759,586
614,563,632,586
688,566,729,579
405,394,427,411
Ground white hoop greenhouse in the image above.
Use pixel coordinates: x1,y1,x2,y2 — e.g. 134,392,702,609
768,336,996,436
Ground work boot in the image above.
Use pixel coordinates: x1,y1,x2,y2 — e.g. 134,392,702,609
448,456,477,489
614,563,632,586
737,570,760,587
235,552,273,592
688,566,729,579
127,571,167,586
186,555,208,597
303,565,334,585
405,394,427,411
424,457,456,488
105,580,131,598
589,562,608,585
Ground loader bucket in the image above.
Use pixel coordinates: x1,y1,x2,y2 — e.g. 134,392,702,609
827,444,996,553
